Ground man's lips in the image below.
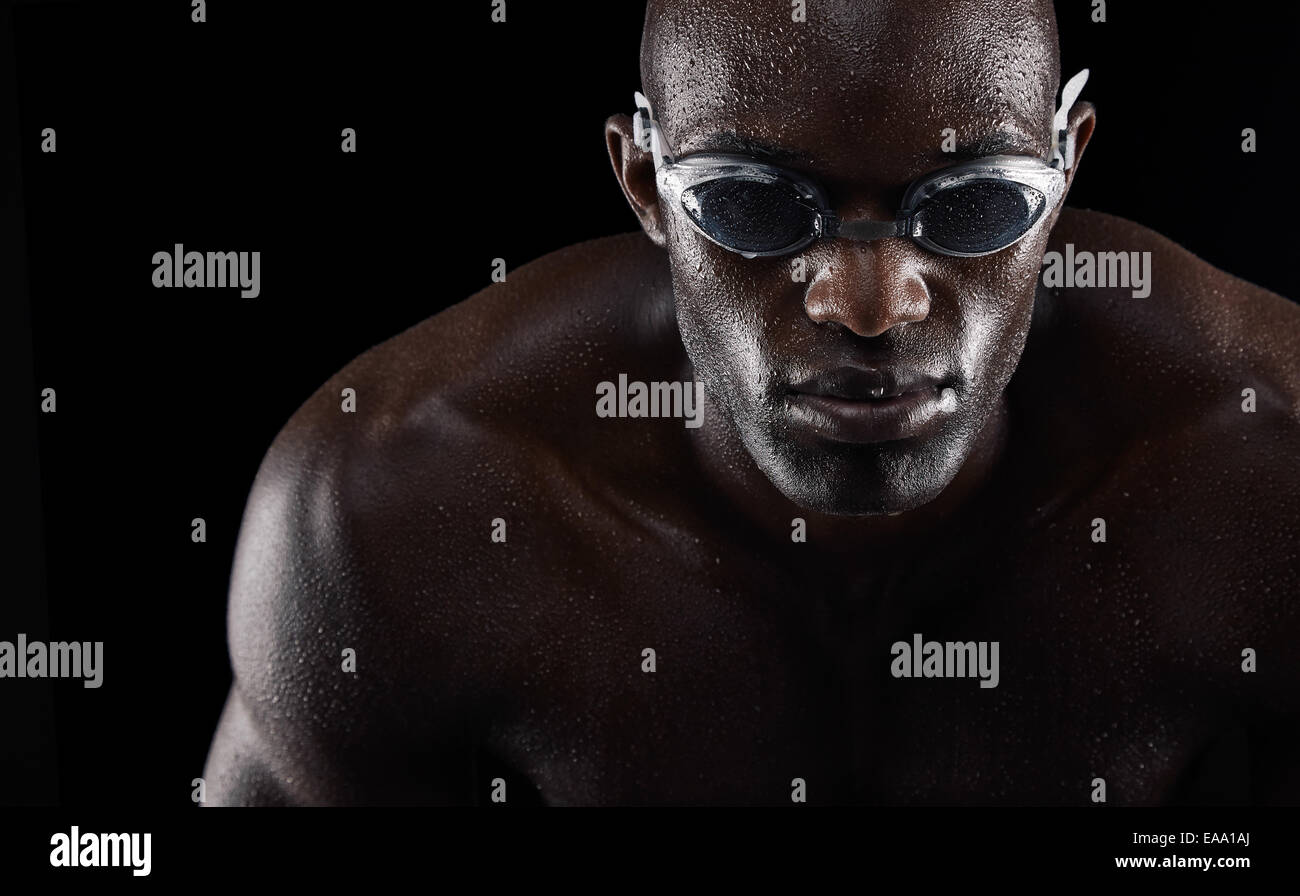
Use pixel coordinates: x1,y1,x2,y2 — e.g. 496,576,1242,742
787,365,942,400
784,365,957,444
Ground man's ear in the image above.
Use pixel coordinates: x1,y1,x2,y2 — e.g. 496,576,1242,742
1063,100,1097,194
605,113,667,247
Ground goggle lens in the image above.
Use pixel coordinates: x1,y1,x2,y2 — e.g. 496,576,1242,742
911,179,1047,255
681,177,818,255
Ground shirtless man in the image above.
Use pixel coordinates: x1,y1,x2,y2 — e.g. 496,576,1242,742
203,0,1300,805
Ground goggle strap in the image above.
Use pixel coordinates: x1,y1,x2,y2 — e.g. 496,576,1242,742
633,91,673,169
1052,69,1090,170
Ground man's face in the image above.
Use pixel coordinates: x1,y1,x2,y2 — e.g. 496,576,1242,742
641,0,1063,515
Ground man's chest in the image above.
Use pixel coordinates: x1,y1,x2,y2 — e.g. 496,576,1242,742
475,532,1229,805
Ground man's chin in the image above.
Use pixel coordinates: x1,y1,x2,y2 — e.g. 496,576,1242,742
756,436,963,517
773,477,949,517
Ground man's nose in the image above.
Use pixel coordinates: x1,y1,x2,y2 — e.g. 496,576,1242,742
801,241,931,338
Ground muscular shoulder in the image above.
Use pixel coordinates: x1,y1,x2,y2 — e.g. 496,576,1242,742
1031,208,1298,459
327,230,675,471
246,230,672,549
1043,208,1299,412
1030,209,1300,708
210,233,674,802
219,233,675,785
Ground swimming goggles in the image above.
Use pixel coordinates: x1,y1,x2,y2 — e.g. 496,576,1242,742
632,69,1089,258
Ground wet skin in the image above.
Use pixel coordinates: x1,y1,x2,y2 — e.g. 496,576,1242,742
204,1,1300,804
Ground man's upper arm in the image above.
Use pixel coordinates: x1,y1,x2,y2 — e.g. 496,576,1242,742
202,392,477,805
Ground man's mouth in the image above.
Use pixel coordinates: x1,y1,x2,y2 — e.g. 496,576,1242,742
784,365,958,444
787,365,942,400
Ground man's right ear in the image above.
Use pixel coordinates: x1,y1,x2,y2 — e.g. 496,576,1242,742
605,113,667,248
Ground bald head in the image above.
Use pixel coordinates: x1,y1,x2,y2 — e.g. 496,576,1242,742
639,0,1061,192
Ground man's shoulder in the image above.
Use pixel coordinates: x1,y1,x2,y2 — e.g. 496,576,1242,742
1048,207,1299,373
270,230,672,486
234,230,677,610
348,229,672,445
1042,207,1298,482
224,234,676,717
1037,208,1299,439
1034,210,1300,689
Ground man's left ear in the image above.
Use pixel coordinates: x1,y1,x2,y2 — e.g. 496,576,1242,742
1063,101,1097,193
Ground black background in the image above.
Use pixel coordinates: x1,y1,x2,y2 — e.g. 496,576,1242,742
2,0,1297,807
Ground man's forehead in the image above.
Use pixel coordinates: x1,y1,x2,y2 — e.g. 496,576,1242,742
643,0,1058,179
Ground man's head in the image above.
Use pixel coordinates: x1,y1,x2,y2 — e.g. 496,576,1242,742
607,0,1095,515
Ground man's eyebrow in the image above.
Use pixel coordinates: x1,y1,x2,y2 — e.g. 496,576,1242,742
949,131,1044,161
691,131,815,166
690,129,1044,166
